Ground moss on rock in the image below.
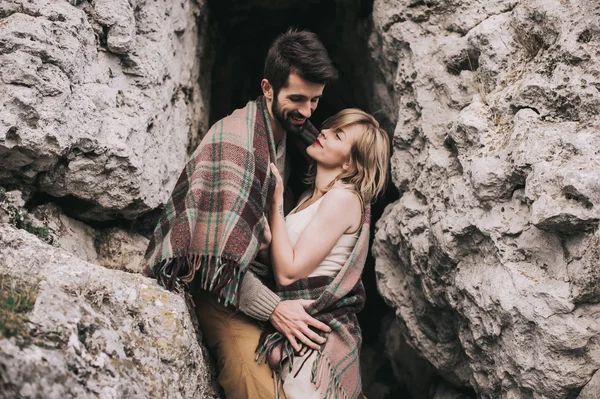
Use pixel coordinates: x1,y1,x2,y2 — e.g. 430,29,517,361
0,274,38,338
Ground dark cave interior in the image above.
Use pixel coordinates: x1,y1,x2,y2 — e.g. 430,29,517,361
206,0,376,128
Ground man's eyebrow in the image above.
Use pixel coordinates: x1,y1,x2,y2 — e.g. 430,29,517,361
287,94,322,100
287,94,308,100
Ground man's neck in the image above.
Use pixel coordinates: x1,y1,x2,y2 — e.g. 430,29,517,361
272,123,285,146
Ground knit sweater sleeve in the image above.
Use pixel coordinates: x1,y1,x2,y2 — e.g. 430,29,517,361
237,269,281,321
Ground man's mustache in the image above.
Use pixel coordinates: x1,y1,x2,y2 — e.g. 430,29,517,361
287,111,305,119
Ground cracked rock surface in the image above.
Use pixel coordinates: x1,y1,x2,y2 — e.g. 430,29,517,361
30,202,150,273
370,0,600,397
0,0,211,220
0,225,220,399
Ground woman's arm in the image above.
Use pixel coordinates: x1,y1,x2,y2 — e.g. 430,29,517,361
268,164,361,286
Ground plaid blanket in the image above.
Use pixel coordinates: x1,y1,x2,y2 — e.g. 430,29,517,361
143,96,317,305
257,209,370,399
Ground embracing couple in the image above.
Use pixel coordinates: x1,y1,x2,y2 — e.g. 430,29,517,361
143,29,389,399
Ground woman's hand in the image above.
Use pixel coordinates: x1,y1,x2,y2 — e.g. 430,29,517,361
258,215,271,251
269,163,284,217
257,215,272,265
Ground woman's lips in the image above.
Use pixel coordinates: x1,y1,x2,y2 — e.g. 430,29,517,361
313,139,323,147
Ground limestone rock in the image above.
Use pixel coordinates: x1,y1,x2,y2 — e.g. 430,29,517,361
578,369,600,399
96,227,149,274
0,224,221,399
27,204,148,273
0,0,211,221
371,0,600,397
31,203,98,263
0,189,26,224
0,189,55,245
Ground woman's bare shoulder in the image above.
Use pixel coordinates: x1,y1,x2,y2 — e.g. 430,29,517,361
319,187,362,218
325,187,360,202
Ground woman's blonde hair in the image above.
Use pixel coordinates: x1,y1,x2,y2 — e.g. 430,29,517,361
306,108,390,205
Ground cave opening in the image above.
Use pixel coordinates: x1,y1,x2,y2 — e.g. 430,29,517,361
205,0,404,396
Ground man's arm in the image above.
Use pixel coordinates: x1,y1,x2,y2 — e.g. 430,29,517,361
237,270,330,351
236,270,280,321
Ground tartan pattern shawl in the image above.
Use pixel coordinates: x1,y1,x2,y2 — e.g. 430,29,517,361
143,96,318,305
257,209,370,399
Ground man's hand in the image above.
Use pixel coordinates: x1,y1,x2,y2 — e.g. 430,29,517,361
269,299,331,352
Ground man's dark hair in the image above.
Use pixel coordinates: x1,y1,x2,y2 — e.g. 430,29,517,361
264,28,338,95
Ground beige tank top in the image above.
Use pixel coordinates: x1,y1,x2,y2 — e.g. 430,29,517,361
285,195,359,278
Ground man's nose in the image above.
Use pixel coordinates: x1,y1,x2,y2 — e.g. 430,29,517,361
298,101,312,118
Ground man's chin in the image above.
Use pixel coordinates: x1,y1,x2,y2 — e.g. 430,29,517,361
284,122,306,135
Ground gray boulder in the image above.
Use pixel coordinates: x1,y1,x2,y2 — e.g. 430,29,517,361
0,0,211,220
371,0,600,397
0,224,220,399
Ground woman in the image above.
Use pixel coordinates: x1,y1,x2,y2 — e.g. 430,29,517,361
257,108,390,399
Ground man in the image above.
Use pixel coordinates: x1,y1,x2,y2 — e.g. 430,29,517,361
143,29,338,398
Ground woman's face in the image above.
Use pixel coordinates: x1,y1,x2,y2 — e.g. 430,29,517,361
306,123,360,170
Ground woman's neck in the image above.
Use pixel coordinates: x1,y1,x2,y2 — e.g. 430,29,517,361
312,165,342,198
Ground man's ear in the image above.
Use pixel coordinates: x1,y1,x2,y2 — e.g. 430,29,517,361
261,79,273,99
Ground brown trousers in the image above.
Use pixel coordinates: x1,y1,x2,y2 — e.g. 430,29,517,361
192,290,286,399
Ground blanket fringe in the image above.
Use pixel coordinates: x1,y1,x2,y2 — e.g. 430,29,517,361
258,333,354,399
313,353,350,399
255,333,294,399
153,253,245,306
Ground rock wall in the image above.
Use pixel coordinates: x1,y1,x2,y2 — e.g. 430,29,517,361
371,0,600,397
0,225,220,399
0,1,220,397
0,0,211,220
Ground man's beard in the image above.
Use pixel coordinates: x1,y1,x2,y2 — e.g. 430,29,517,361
272,95,306,135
